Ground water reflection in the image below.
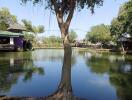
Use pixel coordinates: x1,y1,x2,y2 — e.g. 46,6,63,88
0,49,132,100
110,69,132,100
44,47,83,100
0,52,44,95
109,58,132,100
32,49,64,61
84,52,132,74
84,51,132,100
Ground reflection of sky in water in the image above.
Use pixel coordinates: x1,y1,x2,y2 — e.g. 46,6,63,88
72,56,117,100
6,61,62,97
0,49,132,100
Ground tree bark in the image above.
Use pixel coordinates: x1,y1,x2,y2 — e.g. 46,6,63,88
52,0,75,48
58,46,72,92
55,47,73,100
60,27,70,48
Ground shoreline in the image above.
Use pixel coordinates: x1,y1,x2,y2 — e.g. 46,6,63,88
34,47,111,52
0,96,43,100
0,46,131,54
34,47,64,49
33,47,132,54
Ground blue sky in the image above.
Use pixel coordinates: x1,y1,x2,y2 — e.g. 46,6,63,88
0,0,128,39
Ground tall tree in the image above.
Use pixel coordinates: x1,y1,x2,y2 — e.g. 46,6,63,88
0,8,17,31
21,0,104,48
85,24,111,44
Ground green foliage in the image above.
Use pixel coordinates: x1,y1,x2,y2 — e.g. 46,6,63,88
111,18,123,36
110,18,123,39
0,8,17,31
21,0,104,14
36,25,44,33
21,20,45,47
21,20,33,32
118,0,132,35
111,0,132,37
110,18,124,44
23,32,36,41
86,24,111,43
43,36,62,47
22,19,44,34
69,30,77,43
0,22,9,31
43,36,62,43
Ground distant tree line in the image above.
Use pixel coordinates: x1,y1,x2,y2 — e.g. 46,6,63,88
34,30,78,48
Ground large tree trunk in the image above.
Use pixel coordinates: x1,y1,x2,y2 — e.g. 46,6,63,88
51,0,75,49
54,46,73,100
58,46,72,92
60,27,71,48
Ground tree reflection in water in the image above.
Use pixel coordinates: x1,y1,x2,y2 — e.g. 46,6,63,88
1,50,132,100
44,47,84,100
85,52,132,100
110,62,132,100
0,52,44,95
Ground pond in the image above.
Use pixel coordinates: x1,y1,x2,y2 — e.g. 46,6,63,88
0,49,132,100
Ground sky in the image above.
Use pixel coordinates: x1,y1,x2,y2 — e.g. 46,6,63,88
0,0,128,39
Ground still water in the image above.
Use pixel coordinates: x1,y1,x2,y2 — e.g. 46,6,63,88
0,49,132,100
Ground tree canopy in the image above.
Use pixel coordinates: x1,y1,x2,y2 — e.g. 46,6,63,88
0,8,17,31
21,0,103,14
21,19,44,34
111,0,132,37
85,24,111,43
118,0,132,35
